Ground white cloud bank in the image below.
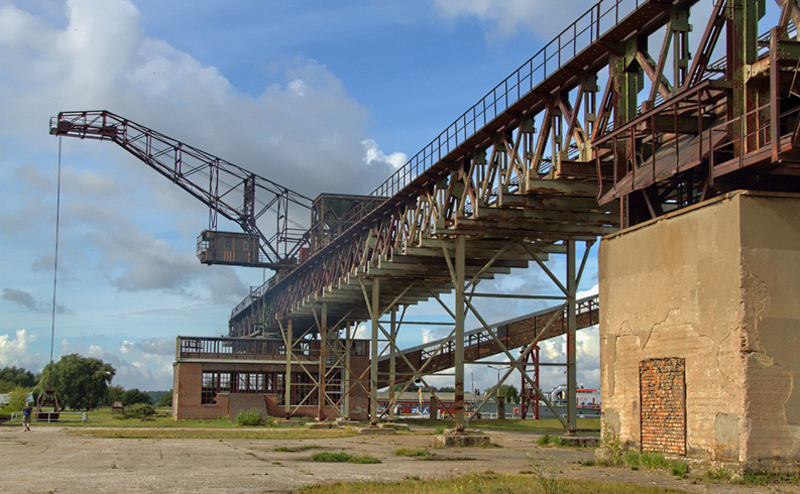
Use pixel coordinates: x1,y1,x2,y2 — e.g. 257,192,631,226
432,0,591,41
0,329,41,370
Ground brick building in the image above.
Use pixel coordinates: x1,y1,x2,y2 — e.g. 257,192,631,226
173,336,370,421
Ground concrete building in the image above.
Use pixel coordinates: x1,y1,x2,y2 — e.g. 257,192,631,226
600,191,800,469
173,336,370,421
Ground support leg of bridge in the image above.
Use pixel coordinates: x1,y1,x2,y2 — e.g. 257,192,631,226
370,278,380,426
566,240,578,434
388,307,397,422
343,322,352,420
454,235,466,431
284,319,293,418
318,303,327,421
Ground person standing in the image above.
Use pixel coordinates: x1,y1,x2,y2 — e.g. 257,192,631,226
21,401,32,432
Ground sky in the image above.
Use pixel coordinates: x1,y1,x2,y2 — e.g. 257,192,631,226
0,0,762,394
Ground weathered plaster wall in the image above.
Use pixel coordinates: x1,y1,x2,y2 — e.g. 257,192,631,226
600,193,745,460
600,191,800,466
739,194,800,464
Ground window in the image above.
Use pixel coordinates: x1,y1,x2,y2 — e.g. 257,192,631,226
202,372,232,405
353,340,368,356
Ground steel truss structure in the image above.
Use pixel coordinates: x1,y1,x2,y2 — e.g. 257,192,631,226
231,0,800,431
50,111,313,271
51,0,800,431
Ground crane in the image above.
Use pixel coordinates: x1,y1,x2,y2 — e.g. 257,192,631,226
50,110,313,275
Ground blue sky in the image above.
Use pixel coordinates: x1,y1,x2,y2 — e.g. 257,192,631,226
0,0,670,392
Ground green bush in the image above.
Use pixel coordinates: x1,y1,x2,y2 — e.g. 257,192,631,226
125,403,156,418
4,386,32,414
235,409,264,426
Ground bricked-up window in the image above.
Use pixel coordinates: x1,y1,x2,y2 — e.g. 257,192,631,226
640,357,686,455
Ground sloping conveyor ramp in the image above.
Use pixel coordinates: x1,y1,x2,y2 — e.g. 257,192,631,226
376,295,598,387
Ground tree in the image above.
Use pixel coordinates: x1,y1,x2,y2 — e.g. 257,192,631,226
107,385,125,406
157,390,173,407
497,384,520,404
0,366,36,388
4,385,32,413
0,380,17,393
39,354,115,410
121,388,153,406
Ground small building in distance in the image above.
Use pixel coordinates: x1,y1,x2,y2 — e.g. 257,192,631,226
377,391,477,418
173,335,370,421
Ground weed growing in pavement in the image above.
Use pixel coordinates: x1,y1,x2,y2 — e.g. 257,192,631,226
394,448,431,458
311,452,381,464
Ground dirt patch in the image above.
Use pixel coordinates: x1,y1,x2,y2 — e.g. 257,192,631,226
0,425,794,493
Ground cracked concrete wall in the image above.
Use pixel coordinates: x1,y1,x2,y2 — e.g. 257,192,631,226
600,191,800,466
739,193,800,465
600,193,746,461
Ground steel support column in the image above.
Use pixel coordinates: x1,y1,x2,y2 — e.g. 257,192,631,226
317,303,327,421
284,319,292,417
566,240,578,433
454,235,466,431
388,307,397,422
370,278,380,426
344,322,352,419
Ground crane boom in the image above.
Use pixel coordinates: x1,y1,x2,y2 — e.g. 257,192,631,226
50,110,313,271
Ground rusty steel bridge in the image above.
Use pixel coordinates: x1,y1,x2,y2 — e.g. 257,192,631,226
53,0,800,431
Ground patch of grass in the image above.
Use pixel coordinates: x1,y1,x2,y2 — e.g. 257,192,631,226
71,428,357,440
702,466,732,481
311,452,381,464
348,454,382,464
295,473,684,493
411,417,600,434
613,451,687,478
274,445,321,453
394,448,431,458
738,471,800,485
537,433,565,447
311,452,351,462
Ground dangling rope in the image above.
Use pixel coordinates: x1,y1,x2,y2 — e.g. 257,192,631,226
48,136,63,388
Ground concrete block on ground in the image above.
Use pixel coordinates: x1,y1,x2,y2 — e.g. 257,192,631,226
433,429,490,447
359,426,395,435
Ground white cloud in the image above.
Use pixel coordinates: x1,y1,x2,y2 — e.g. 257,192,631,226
88,343,173,389
0,329,41,370
362,139,408,169
431,0,589,41
120,340,134,354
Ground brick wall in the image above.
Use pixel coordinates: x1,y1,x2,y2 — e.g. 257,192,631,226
640,357,686,455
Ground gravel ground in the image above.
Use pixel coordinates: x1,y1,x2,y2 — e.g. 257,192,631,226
0,425,797,493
